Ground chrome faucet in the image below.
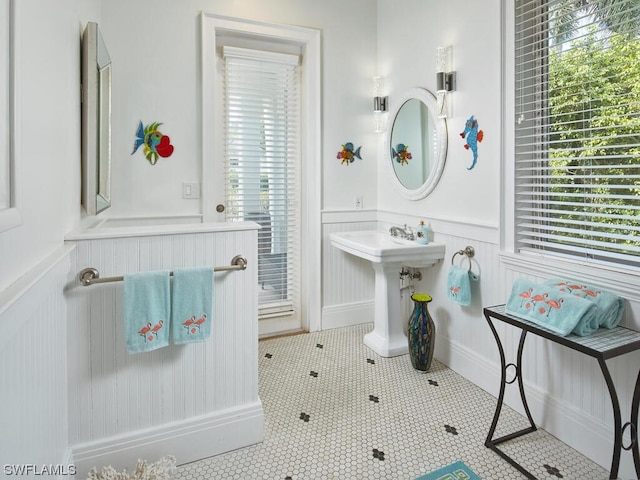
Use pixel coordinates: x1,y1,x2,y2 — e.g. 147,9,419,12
389,225,415,241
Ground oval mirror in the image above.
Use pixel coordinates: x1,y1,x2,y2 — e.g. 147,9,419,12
385,87,447,200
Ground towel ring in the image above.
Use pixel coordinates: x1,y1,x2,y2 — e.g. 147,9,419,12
451,246,475,272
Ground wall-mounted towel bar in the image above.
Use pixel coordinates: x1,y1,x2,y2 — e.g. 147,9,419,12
451,246,475,271
78,255,248,287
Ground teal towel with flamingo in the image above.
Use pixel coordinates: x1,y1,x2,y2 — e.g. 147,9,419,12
447,265,478,306
544,279,625,329
171,267,214,345
123,270,171,353
506,278,599,336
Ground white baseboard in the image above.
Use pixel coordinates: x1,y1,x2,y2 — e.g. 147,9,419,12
434,335,636,477
60,448,75,480
322,300,374,330
71,402,264,478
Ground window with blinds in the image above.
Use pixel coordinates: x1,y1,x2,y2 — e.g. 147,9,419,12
514,0,640,268
222,46,301,319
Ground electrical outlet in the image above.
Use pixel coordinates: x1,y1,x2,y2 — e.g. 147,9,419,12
354,196,363,209
182,182,201,199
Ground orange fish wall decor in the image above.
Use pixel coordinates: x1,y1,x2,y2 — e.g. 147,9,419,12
337,142,362,165
391,143,412,165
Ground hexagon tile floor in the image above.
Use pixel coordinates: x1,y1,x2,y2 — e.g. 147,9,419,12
176,324,610,480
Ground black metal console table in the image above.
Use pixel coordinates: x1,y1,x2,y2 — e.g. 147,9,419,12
483,304,640,480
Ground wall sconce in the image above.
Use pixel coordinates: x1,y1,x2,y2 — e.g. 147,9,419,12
373,75,388,133
436,46,455,118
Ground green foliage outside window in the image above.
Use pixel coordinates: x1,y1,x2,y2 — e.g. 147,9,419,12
547,28,640,254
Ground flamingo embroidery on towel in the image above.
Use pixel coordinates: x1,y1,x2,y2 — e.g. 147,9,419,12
544,298,564,317
194,314,207,331
139,320,164,343
138,322,152,342
519,288,533,307
151,320,164,338
182,313,207,335
531,293,548,310
553,282,601,299
449,286,461,299
518,287,567,316
183,315,196,334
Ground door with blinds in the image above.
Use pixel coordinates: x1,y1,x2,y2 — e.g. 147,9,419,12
221,46,302,334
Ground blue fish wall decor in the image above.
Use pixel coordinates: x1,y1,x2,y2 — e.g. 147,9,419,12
132,121,175,165
337,142,362,165
459,116,484,170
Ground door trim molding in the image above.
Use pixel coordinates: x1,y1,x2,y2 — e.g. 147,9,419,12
200,13,322,332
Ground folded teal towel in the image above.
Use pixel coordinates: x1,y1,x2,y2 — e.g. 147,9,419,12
506,278,599,336
545,279,625,329
171,267,214,345
447,265,478,306
123,270,171,353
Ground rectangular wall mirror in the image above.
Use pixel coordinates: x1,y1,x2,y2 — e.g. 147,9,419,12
81,21,111,216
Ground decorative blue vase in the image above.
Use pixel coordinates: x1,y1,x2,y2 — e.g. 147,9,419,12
408,293,435,372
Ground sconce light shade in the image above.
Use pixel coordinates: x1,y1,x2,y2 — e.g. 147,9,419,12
373,75,384,95
373,75,388,132
435,46,455,118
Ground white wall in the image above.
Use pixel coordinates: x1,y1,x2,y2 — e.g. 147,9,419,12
0,0,86,293
95,0,378,218
0,0,92,472
376,0,501,227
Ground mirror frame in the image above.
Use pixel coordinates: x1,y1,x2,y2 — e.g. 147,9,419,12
81,22,112,216
384,87,448,200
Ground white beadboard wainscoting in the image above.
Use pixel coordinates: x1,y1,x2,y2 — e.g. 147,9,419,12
64,223,262,476
321,209,640,479
321,213,377,330
0,246,74,474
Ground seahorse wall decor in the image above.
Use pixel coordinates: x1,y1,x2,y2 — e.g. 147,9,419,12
459,116,484,170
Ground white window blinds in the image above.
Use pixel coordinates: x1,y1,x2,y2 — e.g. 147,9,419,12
222,46,301,318
514,0,640,268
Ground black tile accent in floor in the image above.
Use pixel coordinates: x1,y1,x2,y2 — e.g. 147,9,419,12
176,324,609,479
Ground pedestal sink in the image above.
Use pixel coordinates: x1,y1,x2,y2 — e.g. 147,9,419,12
330,230,445,357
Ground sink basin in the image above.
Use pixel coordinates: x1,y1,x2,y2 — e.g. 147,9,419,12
330,230,445,267
330,230,445,357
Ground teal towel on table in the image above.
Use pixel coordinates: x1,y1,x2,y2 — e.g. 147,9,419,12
171,267,214,345
123,270,171,353
544,279,625,329
506,278,600,336
447,265,478,306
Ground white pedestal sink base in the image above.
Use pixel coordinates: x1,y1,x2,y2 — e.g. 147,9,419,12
364,262,409,358
329,231,445,359
364,330,408,357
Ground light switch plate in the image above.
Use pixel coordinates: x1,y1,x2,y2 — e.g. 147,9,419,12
182,182,201,199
